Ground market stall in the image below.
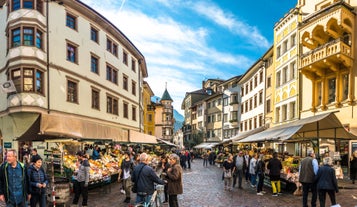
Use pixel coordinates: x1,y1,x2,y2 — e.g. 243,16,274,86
236,112,357,192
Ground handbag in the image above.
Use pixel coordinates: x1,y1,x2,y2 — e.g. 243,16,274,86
131,165,145,193
224,169,232,178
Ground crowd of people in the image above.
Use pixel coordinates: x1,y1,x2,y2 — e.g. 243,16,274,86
214,148,357,207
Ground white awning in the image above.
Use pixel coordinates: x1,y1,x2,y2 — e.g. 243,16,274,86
238,112,357,143
157,138,178,147
193,142,219,149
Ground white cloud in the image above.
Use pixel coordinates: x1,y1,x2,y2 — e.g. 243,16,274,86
80,0,255,114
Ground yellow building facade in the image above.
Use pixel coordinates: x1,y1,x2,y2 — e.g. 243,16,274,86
298,0,357,134
143,81,155,135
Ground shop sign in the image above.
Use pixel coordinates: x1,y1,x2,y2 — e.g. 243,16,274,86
4,142,12,148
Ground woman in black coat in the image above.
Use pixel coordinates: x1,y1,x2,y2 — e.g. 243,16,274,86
315,157,338,207
350,151,357,184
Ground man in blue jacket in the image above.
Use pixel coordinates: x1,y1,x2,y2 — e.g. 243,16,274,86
0,149,31,207
132,153,166,204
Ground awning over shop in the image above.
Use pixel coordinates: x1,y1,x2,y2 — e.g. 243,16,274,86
129,130,157,144
229,127,265,144
193,142,219,149
238,112,357,143
157,138,178,147
17,113,129,142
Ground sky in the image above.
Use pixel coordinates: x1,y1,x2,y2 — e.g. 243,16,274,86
81,0,297,115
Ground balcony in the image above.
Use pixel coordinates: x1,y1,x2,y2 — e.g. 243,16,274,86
300,39,352,71
229,119,239,126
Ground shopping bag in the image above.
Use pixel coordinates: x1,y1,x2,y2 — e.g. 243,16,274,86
224,170,232,178
293,186,302,196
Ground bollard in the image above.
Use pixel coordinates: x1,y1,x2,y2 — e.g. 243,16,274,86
52,185,56,207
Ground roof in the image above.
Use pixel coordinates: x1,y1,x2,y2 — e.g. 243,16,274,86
161,89,173,101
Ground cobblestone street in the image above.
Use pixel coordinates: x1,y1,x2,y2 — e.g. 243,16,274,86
1,159,356,207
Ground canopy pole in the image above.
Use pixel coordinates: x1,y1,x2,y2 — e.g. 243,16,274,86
317,122,320,160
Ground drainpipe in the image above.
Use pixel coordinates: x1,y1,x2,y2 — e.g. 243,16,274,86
138,59,142,132
46,1,50,114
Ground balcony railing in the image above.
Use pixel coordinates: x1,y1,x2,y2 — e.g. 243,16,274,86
300,39,352,68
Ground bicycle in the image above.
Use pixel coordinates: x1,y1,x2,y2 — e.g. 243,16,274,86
134,184,165,207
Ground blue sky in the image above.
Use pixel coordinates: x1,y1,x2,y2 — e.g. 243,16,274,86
81,0,297,114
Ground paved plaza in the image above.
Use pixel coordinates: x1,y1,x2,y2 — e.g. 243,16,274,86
1,159,356,207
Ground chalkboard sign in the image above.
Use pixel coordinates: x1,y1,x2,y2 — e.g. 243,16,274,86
4,142,12,148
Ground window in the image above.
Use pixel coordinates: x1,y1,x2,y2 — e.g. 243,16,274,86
260,70,263,83
289,102,295,119
123,51,128,65
328,78,336,104
317,81,322,106
282,67,288,84
282,40,288,53
290,62,296,80
106,64,118,84
266,99,271,113
66,13,76,30
276,71,281,87
148,114,152,122
107,95,118,115
241,103,244,114
277,45,281,57
267,76,271,88
23,0,33,9
106,38,118,56
36,0,42,13
123,102,128,118
12,0,21,11
11,27,43,49
10,68,43,94
249,98,252,110
23,27,34,46
36,30,42,49
12,28,21,47
90,27,98,43
123,75,128,91
67,80,78,103
275,107,280,123
132,106,137,121
223,114,228,122
90,55,99,74
131,59,136,72
91,89,100,110
254,95,257,108
66,43,77,63
132,81,136,96
282,104,287,121
223,97,228,106
291,33,296,47
342,74,349,100
259,90,263,105
254,75,258,87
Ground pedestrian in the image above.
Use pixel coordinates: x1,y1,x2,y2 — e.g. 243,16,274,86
299,149,319,207
315,157,339,207
232,150,246,189
249,153,258,187
72,151,90,207
30,148,41,164
161,155,170,204
28,156,48,207
186,150,191,169
223,154,235,191
350,150,357,184
131,153,166,205
244,151,251,183
120,151,134,203
179,151,187,169
166,153,183,207
202,151,208,167
0,149,31,207
267,152,282,196
92,146,100,160
256,154,266,195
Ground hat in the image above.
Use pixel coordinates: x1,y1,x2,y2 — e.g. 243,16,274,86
31,155,42,163
76,151,84,157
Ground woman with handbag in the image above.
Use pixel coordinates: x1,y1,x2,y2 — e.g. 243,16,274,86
223,154,235,191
